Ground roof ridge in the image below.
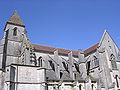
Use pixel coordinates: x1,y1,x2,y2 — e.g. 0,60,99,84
84,43,99,56
32,43,99,57
32,44,55,48
84,43,99,51
32,43,78,52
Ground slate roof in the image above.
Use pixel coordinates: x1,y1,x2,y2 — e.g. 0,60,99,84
60,70,72,80
32,43,99,81
7,11,25,27
46,69,58,80
32,43,99,57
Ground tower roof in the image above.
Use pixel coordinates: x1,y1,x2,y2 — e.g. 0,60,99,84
7,11,25,27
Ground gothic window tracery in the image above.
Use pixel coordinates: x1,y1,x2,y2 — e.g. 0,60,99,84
93,56,99,67
110,54,117,69
117,51,120,60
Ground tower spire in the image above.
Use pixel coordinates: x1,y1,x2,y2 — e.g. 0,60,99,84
7,11,25,27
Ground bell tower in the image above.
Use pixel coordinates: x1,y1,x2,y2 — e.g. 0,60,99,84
0,11,30,70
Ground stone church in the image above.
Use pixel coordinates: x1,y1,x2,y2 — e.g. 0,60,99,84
0,12,120,90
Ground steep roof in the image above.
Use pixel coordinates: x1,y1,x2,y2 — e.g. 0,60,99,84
84,43,99,56
7,11,25,27
32,44,79,57
32,43,99,57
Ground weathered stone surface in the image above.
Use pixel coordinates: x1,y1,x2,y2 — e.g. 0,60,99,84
0,13,120,90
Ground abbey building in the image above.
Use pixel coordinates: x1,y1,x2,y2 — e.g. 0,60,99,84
0,12,120,90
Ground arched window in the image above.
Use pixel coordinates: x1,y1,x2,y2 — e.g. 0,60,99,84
110,54,117,69
79,84,81,90
62,62,69,73
38,56,42,67
115,75,119,88
93,56,99,67
86,61,90,75
91,84,94,90
49,60,55,71
74,73,76,79
45,83,48,90
60,72,63,79
13,27,17,36
117,51,120,60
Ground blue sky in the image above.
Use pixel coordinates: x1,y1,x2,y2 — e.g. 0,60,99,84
0,0,120,50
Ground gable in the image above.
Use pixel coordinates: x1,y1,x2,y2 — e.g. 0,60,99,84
99,30,119,58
